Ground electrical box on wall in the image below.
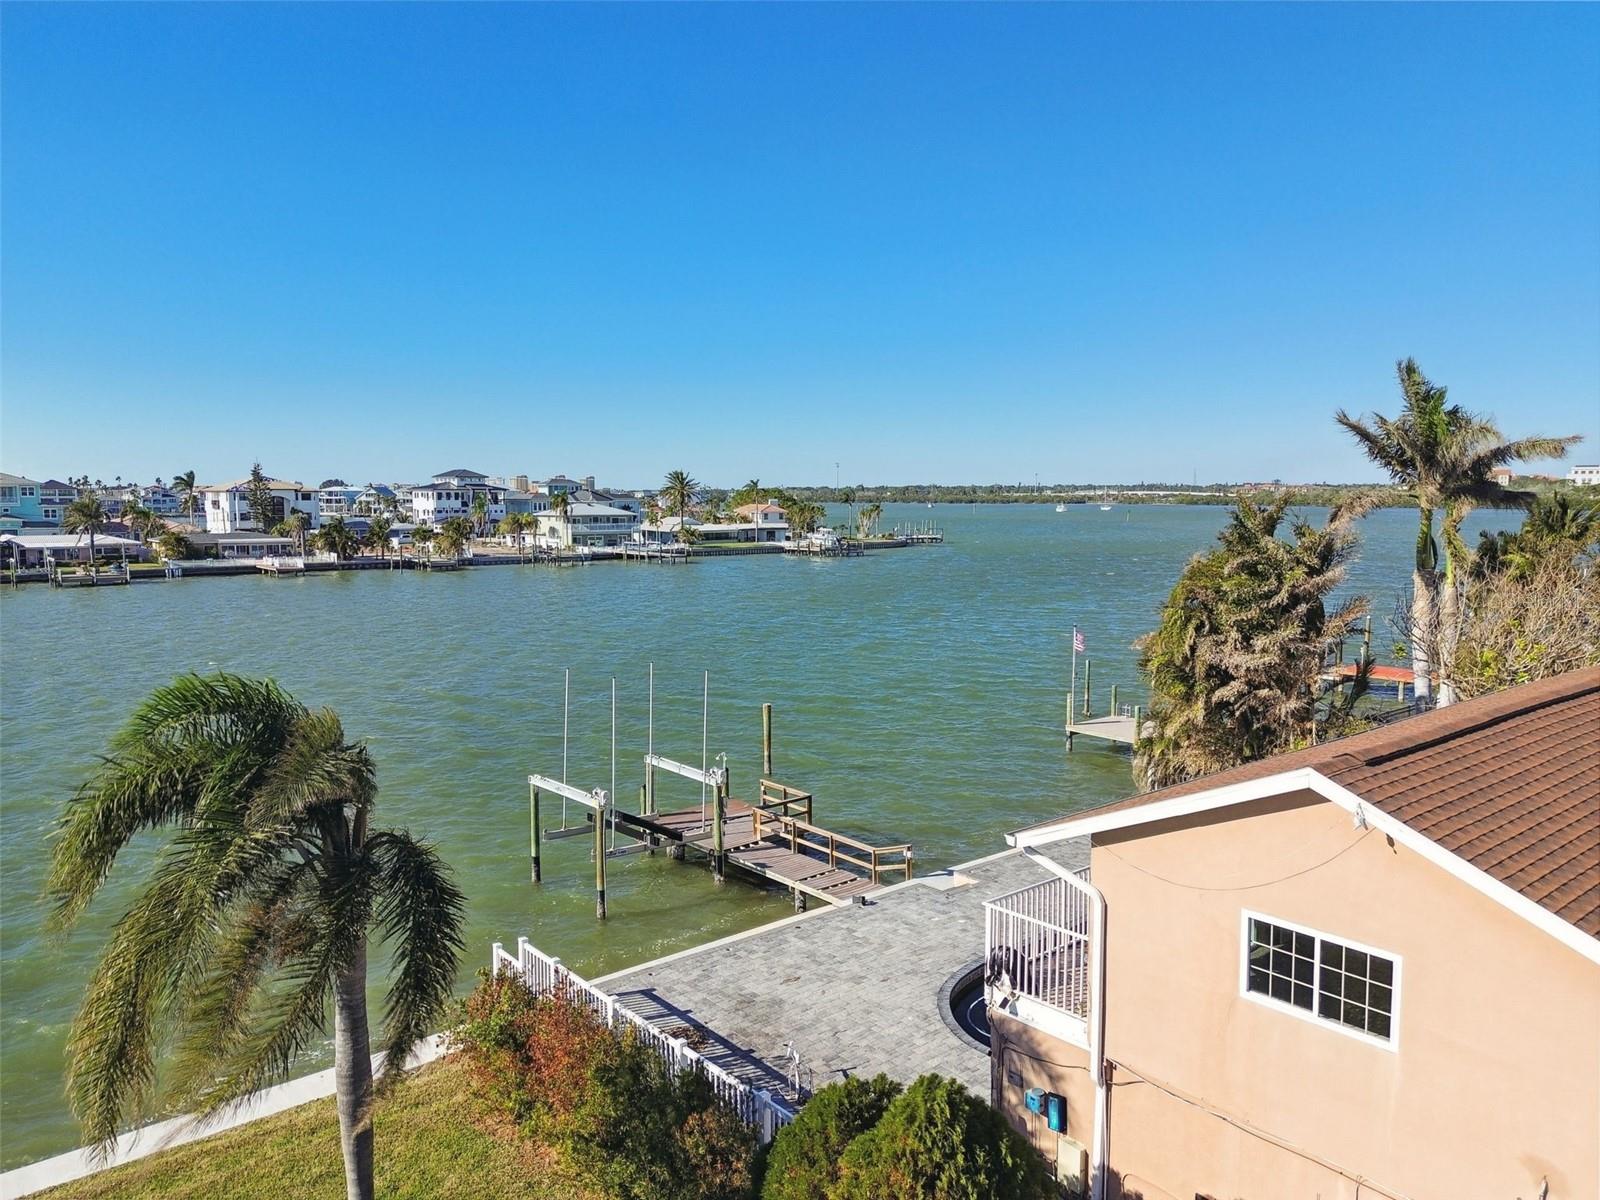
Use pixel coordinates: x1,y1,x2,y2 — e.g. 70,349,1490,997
1023,1087,1045,1114
1045,1092,1066,1133
1055,1134,1090,1199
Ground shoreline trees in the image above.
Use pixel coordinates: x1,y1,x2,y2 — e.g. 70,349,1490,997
1337,358,1580,705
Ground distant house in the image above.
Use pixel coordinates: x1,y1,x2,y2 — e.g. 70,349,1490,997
38,479,78,524
1490,466,1516,486
318,484,363,520
1,533,148,566
988,670,1600,1200
0,473,47,525
732,502,791,542
536,502,640,548
183,531,298,559
1569,464,1600,487
410,469,504,527
197,476,319,533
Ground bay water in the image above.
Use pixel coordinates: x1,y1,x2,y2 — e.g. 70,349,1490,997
0,502,1518,1166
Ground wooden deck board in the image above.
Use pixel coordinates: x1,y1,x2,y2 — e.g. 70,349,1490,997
612,801,898,906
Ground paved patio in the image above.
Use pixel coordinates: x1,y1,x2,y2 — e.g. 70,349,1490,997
595,839,1088,1100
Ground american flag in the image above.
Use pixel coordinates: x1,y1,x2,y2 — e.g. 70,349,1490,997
1073,628,1085,654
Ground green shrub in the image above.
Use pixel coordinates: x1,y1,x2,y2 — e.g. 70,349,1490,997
455,972,757,1200
760,1075,901,1200
831,1075,1053,1200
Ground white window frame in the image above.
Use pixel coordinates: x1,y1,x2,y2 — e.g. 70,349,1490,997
1238,909,1401,1052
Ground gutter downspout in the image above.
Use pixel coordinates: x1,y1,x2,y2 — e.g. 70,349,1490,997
1024,848,1109,1200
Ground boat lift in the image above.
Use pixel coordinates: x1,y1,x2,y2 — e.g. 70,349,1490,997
528,673,649,919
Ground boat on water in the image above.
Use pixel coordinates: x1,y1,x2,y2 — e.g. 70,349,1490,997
1098,486,1114,511
1055,504,1068,513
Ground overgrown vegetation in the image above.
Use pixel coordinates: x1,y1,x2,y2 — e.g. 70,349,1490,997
1134,494,1372,789
456,975,1043,1200
456,971,756,1200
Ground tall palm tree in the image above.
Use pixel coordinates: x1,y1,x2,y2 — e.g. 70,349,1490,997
409,524,434,560
1135,495,1373,789
173,470,199,524
660,470,700,543
547,492,571,548
48,674,464,1200
839,488,857,539
63,493,110,573
1336,358,1579,704
470,492,489,538
859,502,884,538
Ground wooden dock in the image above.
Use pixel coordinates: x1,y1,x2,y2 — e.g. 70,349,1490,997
612,779,913,908
1319,661,1416,700
1064,712,1138,750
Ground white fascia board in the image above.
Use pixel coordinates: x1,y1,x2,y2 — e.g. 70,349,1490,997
1009,768,1326,848
1311,774,1600,968
1010,767,1600,968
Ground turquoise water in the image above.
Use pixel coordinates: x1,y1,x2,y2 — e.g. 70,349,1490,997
0,502,1519,1166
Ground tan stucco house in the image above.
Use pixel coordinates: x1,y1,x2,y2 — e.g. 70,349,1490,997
987,669,1600,1200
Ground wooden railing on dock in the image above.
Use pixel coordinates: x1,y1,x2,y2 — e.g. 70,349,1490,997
749,806,913,885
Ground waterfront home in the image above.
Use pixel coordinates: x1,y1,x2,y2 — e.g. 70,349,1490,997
197,477,319,533
0,473,48,525
352,483,398,515
987,670,1600,1200
502,489,551,517
182,532,298,559
1569,464,1600,486
1,533,148,566
535,501,640,548
317,483,363,519
39,479,79,523
635,514,699,544
732,501,791,542
409,468,506,527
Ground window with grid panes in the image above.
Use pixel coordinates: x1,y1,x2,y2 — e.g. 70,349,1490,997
1245,916,1396,1042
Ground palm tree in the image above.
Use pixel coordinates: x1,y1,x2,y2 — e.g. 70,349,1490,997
173,470,199,524
547,492,571,548
497,513,533,560
839,488,857,539
470,492,489,538
314,517,360,561
63,493,110,574
1474,493,1600,583
859,502,883,539
1135,495,1373,789
660,471,700,543
154,528,193,562
48,674,464,1200
285,510,311,556
782,498,823,535
1336,359,1580,704
435,517,472,560
365,516,394,560
409,525,434,560
120,500,159,544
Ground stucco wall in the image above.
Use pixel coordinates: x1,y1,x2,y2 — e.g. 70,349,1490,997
1091,790,1600,1200
990,1008,1097,1194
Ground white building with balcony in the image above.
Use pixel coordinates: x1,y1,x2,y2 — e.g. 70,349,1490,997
1569,464,1600,486
197,477,319,533
535,502,639,548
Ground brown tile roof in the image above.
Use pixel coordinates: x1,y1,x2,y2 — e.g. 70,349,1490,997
1020,669,1600,937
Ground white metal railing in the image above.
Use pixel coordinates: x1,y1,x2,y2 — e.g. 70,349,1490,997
984,869,1093,1019
489,938,796,1144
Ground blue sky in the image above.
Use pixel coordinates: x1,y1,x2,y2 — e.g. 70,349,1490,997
3,3,1597,489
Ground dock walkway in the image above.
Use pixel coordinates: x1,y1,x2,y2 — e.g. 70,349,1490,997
612,780,912,907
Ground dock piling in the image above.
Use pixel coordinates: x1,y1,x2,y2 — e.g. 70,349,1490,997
530,785,542,883
1082,658,1092,716
712,778,727,884
762,703,773,776
595,792,608,920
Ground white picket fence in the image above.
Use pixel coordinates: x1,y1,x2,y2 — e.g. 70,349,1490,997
489,938,796,1144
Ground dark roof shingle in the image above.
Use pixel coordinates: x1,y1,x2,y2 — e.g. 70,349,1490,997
1020,669,1600,936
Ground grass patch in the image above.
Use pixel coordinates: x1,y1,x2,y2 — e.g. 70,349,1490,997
38,1057,596,1200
